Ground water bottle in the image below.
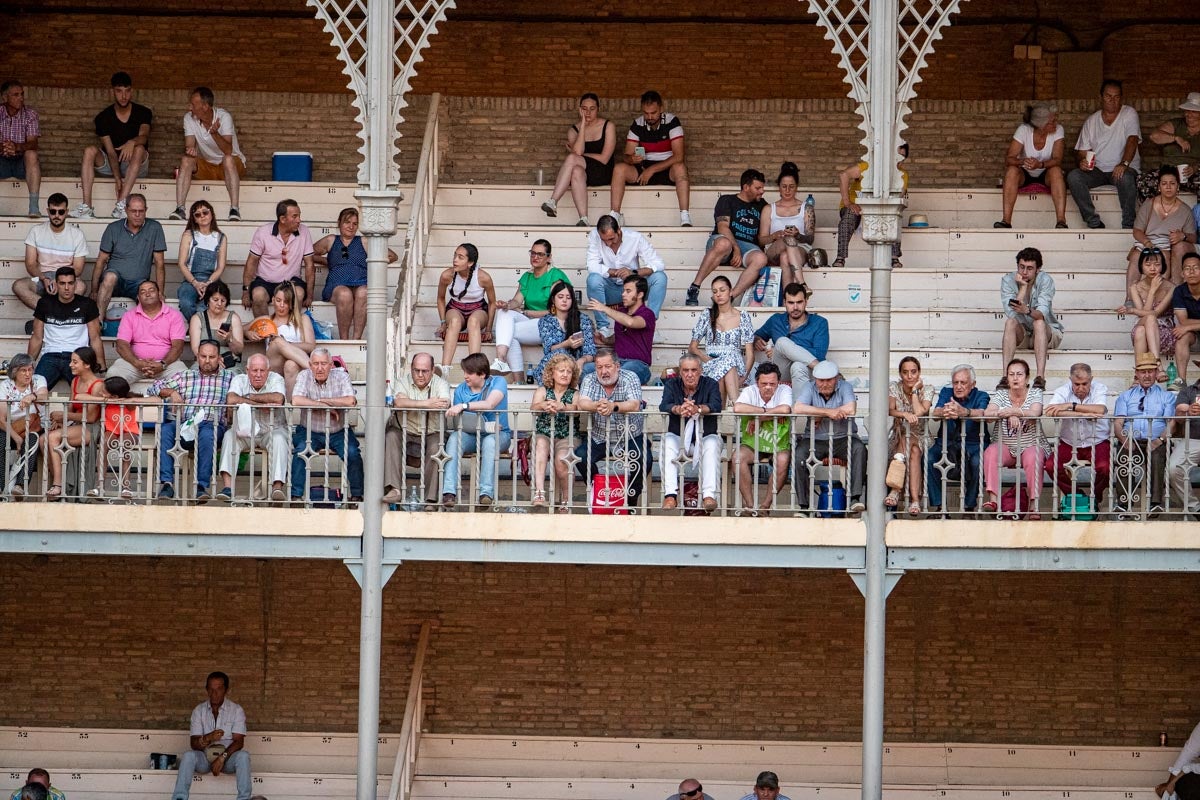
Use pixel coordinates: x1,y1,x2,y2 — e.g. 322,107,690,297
1167,360,1178,385
404,486,421,512
805,193,815,210
385,379,393,407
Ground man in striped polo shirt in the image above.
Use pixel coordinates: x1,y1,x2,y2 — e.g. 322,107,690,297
608,90,692,227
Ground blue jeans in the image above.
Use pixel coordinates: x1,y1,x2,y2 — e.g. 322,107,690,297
586,271,667,331
172,749,252,800
159,419,224,491
926,440,982,510
177,268,214,321
442,428,513,500
35,351,75,392
621,359,652,385
291,427,364,498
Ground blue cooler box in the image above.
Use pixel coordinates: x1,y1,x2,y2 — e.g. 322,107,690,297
272,151,313,182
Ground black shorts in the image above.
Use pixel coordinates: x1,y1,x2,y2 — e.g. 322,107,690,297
635,163,675,187
585,157,614,187
250,276,306,299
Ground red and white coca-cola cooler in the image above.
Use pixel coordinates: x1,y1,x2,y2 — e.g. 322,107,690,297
590,473,629,514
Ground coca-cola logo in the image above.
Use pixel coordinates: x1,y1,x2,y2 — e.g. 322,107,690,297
594,488,626,502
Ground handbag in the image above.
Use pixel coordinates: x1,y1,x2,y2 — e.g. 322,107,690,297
885,454,907,490
748,266,782,307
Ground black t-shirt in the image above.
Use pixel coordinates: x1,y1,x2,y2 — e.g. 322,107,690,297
94,102,154,149
34,294,100,353
712,193,766,244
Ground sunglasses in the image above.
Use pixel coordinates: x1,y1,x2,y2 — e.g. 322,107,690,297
681,789,702,798
48,209,68,216
341,245,350,259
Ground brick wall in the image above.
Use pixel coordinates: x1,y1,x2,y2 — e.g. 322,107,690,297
2,555,1197,744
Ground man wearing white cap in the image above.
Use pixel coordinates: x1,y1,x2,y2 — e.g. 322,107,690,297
792,360,867,514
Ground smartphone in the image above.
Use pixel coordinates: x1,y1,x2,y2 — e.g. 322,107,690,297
634,146,646,159
1008,299,1020,307
219,321,232,333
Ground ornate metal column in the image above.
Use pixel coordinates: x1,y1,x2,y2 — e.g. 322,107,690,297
307,2,454,799
806,1,964,799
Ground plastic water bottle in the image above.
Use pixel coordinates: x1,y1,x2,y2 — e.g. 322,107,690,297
403,486,421,512
1167,360,1178,385
385,379,393,407
805,193,815,210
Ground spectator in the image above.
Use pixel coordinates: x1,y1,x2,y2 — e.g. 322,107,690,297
245,282,314,399
585,214,667,330
793,360,867,515
1171,253,1200,389
885,356,933,515
927,364,991,514
574,349,651,509
95,376,151,500
1000,246,1063,390
588,274,655,385
1067,79,1141,229
608,90,691,227
43,346,104,501
1113,354,1174,516
217,353,288,502
530,352,580,510
660,353,722,512
189,281,244,376
16,787,45,800
313,207,397,339
539,92,616,226
1168,373,1200,516
684,168,767,305
689,275,754,402
290,348,363,503
1139,92,1200,199
1043,363,1111,508
732,362,793,515
982,358,1048,517
665,779,715,800
70,71,152,220
173,200,228,321
150,339,231,502
0,80,41,218
241,199,315,316
752,282,828,390
833,143,908,268
383,352,450,507
435,243,495,378
28,266,103,391
490,238,569,379
169,86,246,222
8,769,62,800
92,193,167,322
1157,719,1200,800
758,161,816,287
533,279,596,384
18,193,88,312
107,280,187,385
738,771,793,800
0,354,48,501
171,671,251,800
1128,167,1197,288
441,352,510,507
995,102,1067,229
1118,247,1175,381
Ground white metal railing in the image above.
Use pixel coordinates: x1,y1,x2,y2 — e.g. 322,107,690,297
394,92,442,356
387,621,432,800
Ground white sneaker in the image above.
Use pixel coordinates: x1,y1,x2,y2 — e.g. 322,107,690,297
490,358,512,374
112,199,127,219
540,198,557,217
607,210,623,225
680,210,693,227
69,202,95,219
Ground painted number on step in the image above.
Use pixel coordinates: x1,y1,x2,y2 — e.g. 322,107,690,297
328,187,338,194
313,778,323,785
530,191,536,197
1007,749,1017,755
378,737,388,744
260,735,272,742
264,185,273,193
655,192,661,198
322,736,333,743
140,734,151,740
1077,233,1086,240
78,733,89,739
70,774,81,781
16,731,27,738
254,777,264,784
1015,233,1025,239
1132,752,1141,758
130,774,142,781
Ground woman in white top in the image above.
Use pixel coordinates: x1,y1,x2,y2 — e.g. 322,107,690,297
245,282,315,399
436,243,496,377
0,353,48,498
176,200,228,321
758,162,815,287
996,102,1067,229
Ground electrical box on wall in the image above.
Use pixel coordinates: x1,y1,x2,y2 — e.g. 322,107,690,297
1058,51,1103,98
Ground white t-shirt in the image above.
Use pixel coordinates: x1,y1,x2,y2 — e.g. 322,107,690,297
1074,105,1141,172
736,382,794,409
189,699,247,749
24,222,89,275
1012,123,1064,177
183,107,246,166
1048,381,1110,446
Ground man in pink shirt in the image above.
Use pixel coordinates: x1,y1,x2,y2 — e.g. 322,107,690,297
241,198,314,316
108,280,188,384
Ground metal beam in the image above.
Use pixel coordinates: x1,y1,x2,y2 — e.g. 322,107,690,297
344,558,402,587
0,530,356,559
889,547,1200,572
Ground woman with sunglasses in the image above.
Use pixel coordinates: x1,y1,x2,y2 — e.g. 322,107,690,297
176,199,227,321
313,207,397,338
490,239,570,382
1127,166,1197,289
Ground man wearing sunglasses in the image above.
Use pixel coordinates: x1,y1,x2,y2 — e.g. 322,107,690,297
1113,353,1175,517
242,198,314,317
665,779,715,800
738,771,793,800
17,193,89,312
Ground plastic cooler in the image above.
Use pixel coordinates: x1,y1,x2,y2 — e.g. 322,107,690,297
272,151,313,182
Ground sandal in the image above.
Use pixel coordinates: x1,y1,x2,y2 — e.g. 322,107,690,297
46,484,62,500
884,490,900,509
891,258,903,269
830,257,846,269
532,490,547,507
907,502,921,517
981,500,998,513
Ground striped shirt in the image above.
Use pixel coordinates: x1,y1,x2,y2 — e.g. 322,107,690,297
626,112,683,162
0,105,40,143
989,388,1048,455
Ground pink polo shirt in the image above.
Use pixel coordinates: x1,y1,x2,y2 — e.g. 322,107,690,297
249,221,314,283
116,303,187,361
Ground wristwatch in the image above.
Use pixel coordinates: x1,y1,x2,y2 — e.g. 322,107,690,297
1121,160,1131,167
242,284,250,292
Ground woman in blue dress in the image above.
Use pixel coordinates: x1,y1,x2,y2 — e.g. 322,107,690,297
313,207,397,338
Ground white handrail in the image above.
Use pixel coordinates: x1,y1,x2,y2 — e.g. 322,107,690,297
393,93,442,357
387,620,432,800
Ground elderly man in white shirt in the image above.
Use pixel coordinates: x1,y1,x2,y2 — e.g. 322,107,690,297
1043,362,1111,506
586,214,666,334
172,671,251,800
217,353,289,502
170,86,247,222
